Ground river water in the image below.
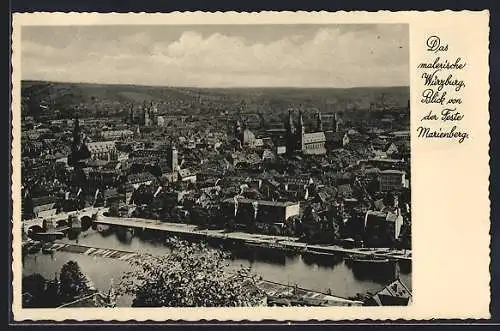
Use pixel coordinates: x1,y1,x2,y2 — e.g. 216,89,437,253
22,226,412,307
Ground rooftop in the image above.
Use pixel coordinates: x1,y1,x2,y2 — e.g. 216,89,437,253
303,132,326,143
380,170,406,175
223,197,298,207
31,195,59,206
86,141,116,153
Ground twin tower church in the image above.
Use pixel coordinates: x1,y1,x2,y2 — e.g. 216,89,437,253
235,109,332,156
284,109,327,155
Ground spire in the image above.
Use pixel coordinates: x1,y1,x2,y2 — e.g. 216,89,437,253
129,104,134,124
287,109,295,134
299,109,305,131
70,116,81,166
73,116,80,142
316,111,323,131
333,112,339,133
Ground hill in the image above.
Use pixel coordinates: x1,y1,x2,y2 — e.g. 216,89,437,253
21,80,410,120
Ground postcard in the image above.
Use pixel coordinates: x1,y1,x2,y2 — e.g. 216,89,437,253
11,11,490,321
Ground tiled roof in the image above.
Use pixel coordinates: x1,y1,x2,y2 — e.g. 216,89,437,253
337,184,352,195
380,170,406,175
178,169,195,178
281,176,312,186
127,172,156,184
369,279,412,306
302,132,326,144
223,197,298,207
85,141,116,153
31,195,59,206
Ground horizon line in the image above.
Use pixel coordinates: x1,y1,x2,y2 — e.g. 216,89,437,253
21,79,410,90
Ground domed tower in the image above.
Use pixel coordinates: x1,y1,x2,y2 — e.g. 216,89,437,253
234,119,244,143
234,119,242,135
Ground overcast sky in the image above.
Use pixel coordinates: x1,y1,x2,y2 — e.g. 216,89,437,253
21,24,408,88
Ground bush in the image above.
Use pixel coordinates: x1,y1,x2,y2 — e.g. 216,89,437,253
118,238,265,307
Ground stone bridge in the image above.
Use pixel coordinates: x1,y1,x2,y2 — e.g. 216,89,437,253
22,207,109,235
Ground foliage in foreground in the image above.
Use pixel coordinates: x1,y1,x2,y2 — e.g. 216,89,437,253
22,260,92,308
118,238,266,307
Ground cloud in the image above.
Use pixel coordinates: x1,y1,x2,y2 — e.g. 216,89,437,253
21,25,408,87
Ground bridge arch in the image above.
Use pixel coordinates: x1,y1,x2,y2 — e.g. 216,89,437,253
56,219,68,228
27,225,43,238
81,215,93,231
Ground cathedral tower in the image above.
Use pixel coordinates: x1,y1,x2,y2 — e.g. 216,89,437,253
316,111,323,131
285,109,296,154
298,109,305,151
69,117,81,166
169,145,179,173
333,112,339,133
129,104,134,124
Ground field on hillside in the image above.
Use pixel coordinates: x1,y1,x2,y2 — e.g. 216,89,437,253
21,81,410,122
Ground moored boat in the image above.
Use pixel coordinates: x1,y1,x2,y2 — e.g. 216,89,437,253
27,241,42,254
42,243,56,254
345,254,395,264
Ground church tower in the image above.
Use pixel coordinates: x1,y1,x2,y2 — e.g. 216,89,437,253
285,109,296,155
316,111,323,132
333,112,339,133
169,145,179,173
234,119,242,135
299,109,305,134
286,109,296,135
129,104,134,124
144,108,151,127
298,109,305,152
234,119,243,143
69,117,81,166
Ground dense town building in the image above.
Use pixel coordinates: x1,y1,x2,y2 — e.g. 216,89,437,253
22,83,411,252
379,170,407,192
223,198,300,224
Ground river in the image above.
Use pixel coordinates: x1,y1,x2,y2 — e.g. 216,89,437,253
22,226,412,307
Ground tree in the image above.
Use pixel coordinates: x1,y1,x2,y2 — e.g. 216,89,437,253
118,238,266,307
22,273,48,308
22,273,62,308
44,275,61,307
59,261,92,302
302,205,319,224
188,205,209,226
326,205,342,240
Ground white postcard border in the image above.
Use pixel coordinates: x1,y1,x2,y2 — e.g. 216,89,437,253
11,10,491,321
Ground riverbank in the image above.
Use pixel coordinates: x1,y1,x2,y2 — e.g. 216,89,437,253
23,225,411,304
95,214,412,261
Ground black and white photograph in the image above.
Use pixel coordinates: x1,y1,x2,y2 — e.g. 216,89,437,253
19,22,412,309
